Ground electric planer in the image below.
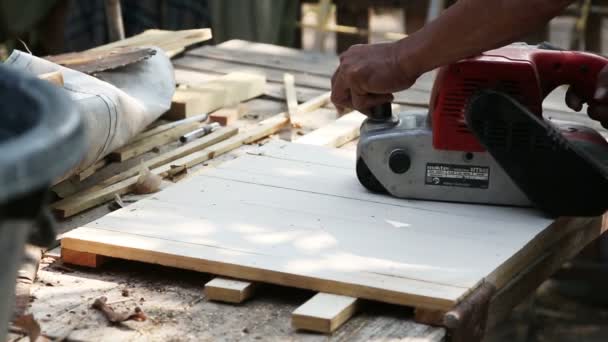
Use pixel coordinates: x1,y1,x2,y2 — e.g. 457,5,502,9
356,43,608,217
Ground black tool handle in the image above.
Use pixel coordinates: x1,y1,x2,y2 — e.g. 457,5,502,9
368,103,392,121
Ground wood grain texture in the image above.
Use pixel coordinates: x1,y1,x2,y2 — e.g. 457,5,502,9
292,293,358,333
204,278,255,303
60,141,588,313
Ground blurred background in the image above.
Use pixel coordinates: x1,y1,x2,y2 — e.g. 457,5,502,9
2,0,608,59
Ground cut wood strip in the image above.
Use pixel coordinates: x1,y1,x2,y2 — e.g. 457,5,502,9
108,121,201,162
283,73,298,119
51,92,331,218
295,111,366,147
204,277,255,303
165,72,266,120
132,113,209,144
77,159,109,181
61,248,108,268
89,28,213,58
292,293,358,333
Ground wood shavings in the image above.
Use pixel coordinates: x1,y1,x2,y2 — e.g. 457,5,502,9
133,164,162,194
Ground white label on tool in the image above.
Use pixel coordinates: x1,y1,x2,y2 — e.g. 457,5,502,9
425,163,490,189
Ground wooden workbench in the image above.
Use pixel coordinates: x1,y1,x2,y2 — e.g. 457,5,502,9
22,40,607,342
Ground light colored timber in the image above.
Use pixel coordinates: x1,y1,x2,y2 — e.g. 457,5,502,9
108,121,201,162
204,277,255,303
295,111,366,147
283,73,298,119
89,28,213,58
165,72,266,120
61,248,108,268
60,141,600,314
292,293,358,333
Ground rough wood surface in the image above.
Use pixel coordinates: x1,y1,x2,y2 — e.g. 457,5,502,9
204,278,256,303
292,293,358,333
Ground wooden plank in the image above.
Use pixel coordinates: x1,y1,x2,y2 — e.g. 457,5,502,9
165,72,266,120
61,248,107,268
132,113,209,144
292,293,358,333
52,89,331,218
283,73,299,119
295,111,366,147
204,277,255,303
174,56,330,90
51,128,238,218
60,141,589,313
89,28,213,58
109,121,201,162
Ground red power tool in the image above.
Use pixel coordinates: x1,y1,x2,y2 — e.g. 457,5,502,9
356,43,608,217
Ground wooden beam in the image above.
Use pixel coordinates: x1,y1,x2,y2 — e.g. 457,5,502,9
204,277,255,303
132,113,209,144
292,293,358,333
165,72,266,120
61,248,108,268
108,121,201,162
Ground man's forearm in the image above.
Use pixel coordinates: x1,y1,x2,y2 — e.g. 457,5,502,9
398,0,574,78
